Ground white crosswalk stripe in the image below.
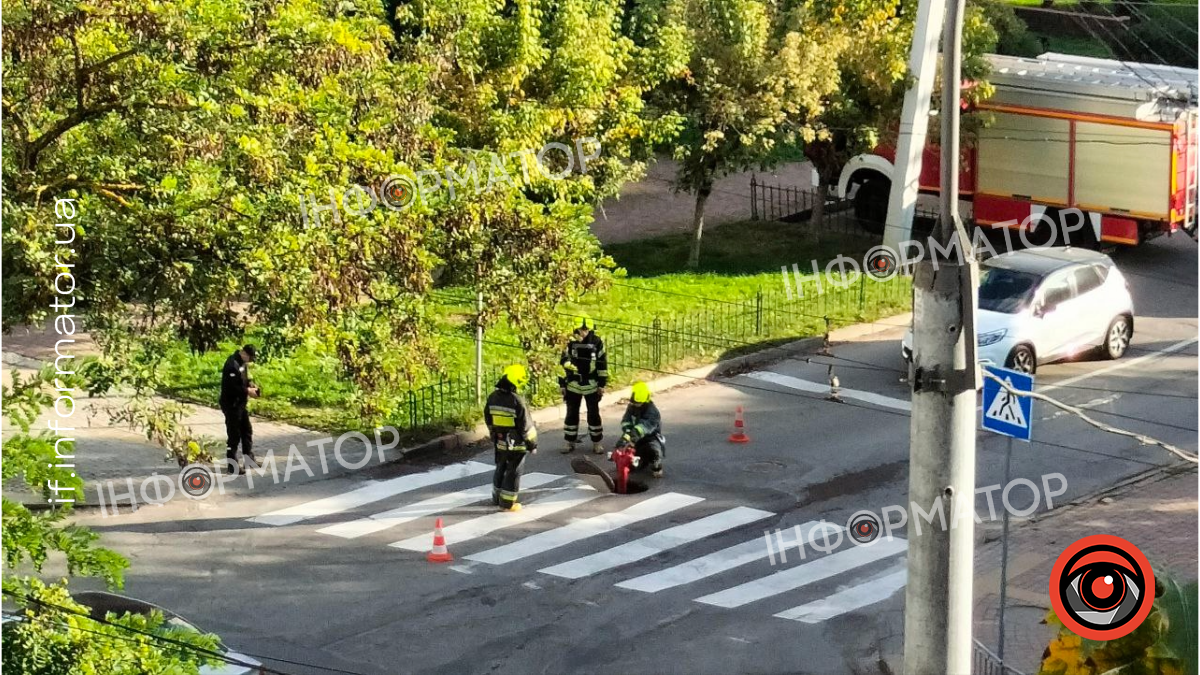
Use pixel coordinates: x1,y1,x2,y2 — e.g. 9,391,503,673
745,371,912,411
616,520,840,593
317,473,564,539
466,492,705,565
265,460,911,624
540,507,773,579
249,460,493,526
389,486,602,551
694,537,908,608
773,562,907,623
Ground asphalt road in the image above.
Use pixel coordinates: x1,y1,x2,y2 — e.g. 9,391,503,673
75,234,1198,675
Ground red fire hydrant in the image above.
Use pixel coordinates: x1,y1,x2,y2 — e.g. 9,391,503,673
608,440,640,495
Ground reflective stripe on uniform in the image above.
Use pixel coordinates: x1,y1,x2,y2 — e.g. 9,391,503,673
489,405,518,428
566,381,599,394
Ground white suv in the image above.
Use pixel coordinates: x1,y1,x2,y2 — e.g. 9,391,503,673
902,248,1134,374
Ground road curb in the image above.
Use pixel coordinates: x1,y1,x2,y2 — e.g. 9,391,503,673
387,333,830,464
7,311,911,496
989,462,1199,532
1061,462,1196,511
388,313,911,464
386,313,915,464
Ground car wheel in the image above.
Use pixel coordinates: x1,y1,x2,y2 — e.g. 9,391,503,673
853,178,888,234
1102,315,1132,360
1005,344,1036,374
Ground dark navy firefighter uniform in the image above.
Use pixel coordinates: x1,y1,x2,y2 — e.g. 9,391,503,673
559,328,608,445
483,376,539,509
621,399,664,474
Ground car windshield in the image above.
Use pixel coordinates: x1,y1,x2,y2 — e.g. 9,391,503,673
978,266,1042,314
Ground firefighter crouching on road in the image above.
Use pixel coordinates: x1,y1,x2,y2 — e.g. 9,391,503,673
620,382,665,479
559,316,608,455
484,364,539,512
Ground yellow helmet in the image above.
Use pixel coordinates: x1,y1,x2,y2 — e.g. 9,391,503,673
503,364,529,389
631,381,651,404
574,315,595,331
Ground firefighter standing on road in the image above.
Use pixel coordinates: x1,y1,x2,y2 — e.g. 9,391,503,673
484,364,539,512
559,316,608,454
620,382,665,478
219,344,260,475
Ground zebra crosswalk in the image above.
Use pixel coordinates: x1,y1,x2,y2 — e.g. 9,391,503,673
246,460,910,624
466,492,704,565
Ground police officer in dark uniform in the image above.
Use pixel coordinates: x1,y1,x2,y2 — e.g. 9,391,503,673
219,344,260,474
559,316,608,454
483,364,538,511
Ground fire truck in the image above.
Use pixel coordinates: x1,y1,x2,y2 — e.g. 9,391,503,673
837,52,1198,246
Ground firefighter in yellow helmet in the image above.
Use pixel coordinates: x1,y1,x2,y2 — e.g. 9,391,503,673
619,382,664,478
559,315,608,454
483,364,539,511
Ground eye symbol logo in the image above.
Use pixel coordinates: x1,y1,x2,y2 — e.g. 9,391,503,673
1049,534,1155,641
847,511,881,544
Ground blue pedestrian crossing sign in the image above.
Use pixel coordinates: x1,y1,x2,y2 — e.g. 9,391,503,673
982,365,1034,441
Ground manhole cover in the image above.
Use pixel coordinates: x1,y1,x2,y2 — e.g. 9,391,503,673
744,460,787,474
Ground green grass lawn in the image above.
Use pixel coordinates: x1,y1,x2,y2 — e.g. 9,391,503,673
1037,33,1115,58
160,220,910,436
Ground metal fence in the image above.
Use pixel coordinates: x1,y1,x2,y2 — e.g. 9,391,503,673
749,177,942,237
394,273,912,433
750,175,833,224
973,639,1028,675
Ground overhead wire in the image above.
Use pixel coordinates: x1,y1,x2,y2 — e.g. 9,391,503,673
1094,1,1185,70
1078,6,1184,92
442,322,1196,467
1040,379,1197,399
1123,3,1200,59
981,369,1198,462
602,348,1190,468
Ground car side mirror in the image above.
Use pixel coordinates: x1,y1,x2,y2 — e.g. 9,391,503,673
1033,300,1048,317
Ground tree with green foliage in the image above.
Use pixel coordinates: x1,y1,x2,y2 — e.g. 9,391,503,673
800,0,1006,230
646,0,847,268
2,0,676,425
386,0,686,377
1,368,221,674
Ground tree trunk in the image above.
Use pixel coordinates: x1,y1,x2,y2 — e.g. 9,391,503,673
687,184,712,269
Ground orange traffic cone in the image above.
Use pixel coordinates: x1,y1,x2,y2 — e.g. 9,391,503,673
427,517,453,563
728,406,750,444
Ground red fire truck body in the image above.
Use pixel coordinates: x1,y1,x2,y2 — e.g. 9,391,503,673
837,53,1198,246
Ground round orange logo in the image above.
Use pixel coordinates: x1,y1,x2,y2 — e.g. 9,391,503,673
1048,534,1155,641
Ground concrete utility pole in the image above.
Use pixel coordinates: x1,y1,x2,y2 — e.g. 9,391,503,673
902,0,978,670
881,0,946,252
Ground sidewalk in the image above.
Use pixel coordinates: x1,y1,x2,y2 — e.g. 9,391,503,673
1,313,908,507
1,346,355,506
972,464,1199,675
591,157,814,244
